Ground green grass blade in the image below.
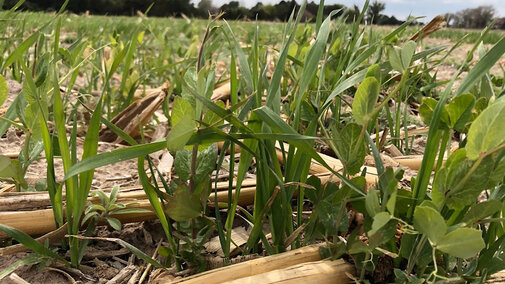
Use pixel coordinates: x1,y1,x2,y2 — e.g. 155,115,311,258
138,157,175,251
0,254,41,280
0,225,70,266
75,96,103,231
265,0,306,114
1,31,39,72
64,141,166,181
456,36,505,96
254,106,365,196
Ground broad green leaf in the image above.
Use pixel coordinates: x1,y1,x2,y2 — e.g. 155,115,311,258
400,41,417,70
433,149,505,210
195,143,218,185
0,155,17,178
369,212,392,236
202,101,224,127
0,75,6,106
172,97,194,126
432,149,468,207
365,188,380,217
368,217,397,249
166,116,197,151
165,186,201,222
105,217,122,231
333,123,367,175
413,206,446,245
419,97,449,128
466,97,505,160
311,199,348,237
389,41,416,72
436,228,485,259
462,200,503,225
174,149,191,181
322,68,367,112
446,94,475,132
352,77,380,125
365,64,380,82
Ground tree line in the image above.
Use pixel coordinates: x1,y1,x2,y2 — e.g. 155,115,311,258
2,0,504,29
2,0,403,24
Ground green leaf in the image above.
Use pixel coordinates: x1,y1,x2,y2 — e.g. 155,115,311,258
389,41,416,72
2,32,39,72
138,157,174,247
333,123,367,175
0,155,18,178
174,149,191,181
446,94,475,132
293,11,335,115
0,75,7,106
165,185,201,222
433,149,505,210
456,36,505,96
105,217,122,231
113,208,152,215
419,97,449,128
368,217,397,249
195,143,217,185
0,224,70,265
166,116,196,151
369,212,392,236
352,77,380,125
202,101,224,126
462,200,503,225
413,206,446,245
172,97,194,126
253,106,365,196
0,254,42,280
365,188,380,217
65,141,166,181
436,228,485,259
466,97,505,160
365,64,380,82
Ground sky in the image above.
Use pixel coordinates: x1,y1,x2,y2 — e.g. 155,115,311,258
208,0,504,22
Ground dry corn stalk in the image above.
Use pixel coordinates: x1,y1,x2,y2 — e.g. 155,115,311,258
99,82,168,143
170,243,325,284
410,15,447,41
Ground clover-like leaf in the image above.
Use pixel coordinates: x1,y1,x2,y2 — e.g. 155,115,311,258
466,97,505,160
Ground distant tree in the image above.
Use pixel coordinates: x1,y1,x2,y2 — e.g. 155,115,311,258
273,0,298,21
496,17,505,30
345,4,361,23
250,2,277,20
451,6,495,29
366,0,385,24
197,0,217,16
220,1,249,20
